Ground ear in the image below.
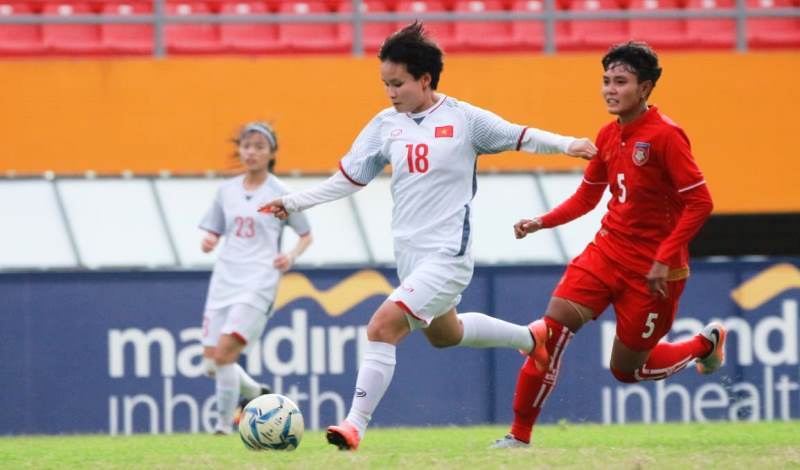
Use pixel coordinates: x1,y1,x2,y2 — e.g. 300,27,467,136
640,80,654,100
420,72,432,90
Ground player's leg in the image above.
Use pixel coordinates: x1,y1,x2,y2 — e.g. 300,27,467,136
498,297,592,447
327,300,409,450
201,310,226,380
422,307,534,351
608,278,724,383
213,304,271,434
498,246,613,447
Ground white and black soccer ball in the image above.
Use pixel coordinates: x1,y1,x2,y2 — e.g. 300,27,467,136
238,394,304,451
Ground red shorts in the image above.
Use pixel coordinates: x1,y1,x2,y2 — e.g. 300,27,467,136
553,243,686,352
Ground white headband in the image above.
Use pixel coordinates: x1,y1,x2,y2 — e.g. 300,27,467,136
243,123,277,151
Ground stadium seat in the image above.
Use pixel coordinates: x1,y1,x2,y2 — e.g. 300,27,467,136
746,0,800,48
165,2,224,54
560,0,629,51
337,0,395,53
101,2,153,54
277,1,349,53
219,1,284,54
395,0,460,51
510,0,545,51
685,0,736,49
42,2,106,55
0,3,47,56
628,0,690,49
453,0,517,52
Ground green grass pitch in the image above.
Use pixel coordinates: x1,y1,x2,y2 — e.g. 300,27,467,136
1,422,798,469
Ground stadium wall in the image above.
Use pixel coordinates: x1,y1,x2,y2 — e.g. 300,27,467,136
0,52,798,213
1,260,798,435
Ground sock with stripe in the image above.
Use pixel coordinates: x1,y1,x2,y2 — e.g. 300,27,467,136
612,334,713,382
510,316,574,443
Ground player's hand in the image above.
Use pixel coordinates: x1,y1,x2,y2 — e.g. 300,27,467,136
514,218,543,239
258,198,288,220
566,138,598,160
646,261,669,298
273,253,294,272
201,232,220,253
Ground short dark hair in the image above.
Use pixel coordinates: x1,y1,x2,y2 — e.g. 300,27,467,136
379,21,444,90
602,41,662,87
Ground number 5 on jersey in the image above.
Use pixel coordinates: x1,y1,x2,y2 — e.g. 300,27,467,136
405,143,429,174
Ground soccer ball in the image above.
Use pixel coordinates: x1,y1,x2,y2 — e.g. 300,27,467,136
238,394,304,451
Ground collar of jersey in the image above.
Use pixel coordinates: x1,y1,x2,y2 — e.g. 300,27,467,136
406,94,448,122
617,105,659,139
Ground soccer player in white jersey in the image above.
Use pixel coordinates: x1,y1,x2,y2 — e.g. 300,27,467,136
259,22,597,450
200,122,313,435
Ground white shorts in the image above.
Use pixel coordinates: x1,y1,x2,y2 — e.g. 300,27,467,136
388,250,474,331
201,303,273,349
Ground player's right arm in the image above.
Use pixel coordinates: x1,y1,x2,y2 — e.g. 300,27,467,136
199,186,225,250
515,134,608,239
259,114,388,219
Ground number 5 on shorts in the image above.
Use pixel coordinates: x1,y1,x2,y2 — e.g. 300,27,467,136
642,312,658,338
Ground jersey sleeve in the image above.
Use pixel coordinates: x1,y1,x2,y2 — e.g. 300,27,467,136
199,187,225,235
662,127,706,193
460,101,526,155
540,156,608,228
286,211,311,237
339,114,390,186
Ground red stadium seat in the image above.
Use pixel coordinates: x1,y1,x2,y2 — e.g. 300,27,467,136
337,0,395,53
685,0,736,49
101,2,153,54
628,0,690,49
510,0,544,51
0,3,46,55
560,0,628,51
746,0,800,48
277,1,349,53
510,0,570,51
395,0,460,51
219,1,284,54
453,0,517,52
42,2,106,55
165,2,224,54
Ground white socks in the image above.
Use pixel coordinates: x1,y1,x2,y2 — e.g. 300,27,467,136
235,363,262,399
345,341,396,439
457,312,533,352
215,363,240,433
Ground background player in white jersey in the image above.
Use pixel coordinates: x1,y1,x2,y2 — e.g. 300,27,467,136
200,122,312,435
259,22,597,450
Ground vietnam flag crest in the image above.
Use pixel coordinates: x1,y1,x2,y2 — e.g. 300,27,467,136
435,125,454,138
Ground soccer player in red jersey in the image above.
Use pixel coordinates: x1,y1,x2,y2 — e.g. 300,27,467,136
492,42,727,448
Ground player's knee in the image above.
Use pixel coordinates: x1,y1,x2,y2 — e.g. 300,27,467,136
426,335,458,349
213,346,238,365
610,366,638,383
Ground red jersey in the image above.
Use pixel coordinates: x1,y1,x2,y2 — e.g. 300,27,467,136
541,106,713,276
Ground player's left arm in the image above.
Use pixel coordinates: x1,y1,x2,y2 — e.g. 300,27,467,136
647,128,714,297
461,102,597,159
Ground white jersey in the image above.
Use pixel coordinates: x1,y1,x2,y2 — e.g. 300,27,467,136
200,174,310,312
340,95,571,256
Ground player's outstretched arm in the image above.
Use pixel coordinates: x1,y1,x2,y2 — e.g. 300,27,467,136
566,138,598,160
257,171,364,219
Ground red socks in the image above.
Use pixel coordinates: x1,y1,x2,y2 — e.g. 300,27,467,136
510,316,574,443
612,334,712,383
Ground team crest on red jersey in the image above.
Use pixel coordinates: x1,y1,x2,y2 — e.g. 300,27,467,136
632,142,651,166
